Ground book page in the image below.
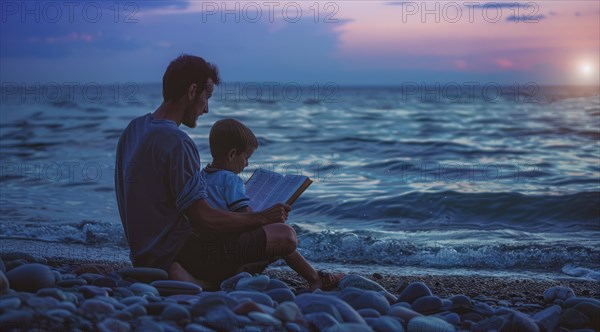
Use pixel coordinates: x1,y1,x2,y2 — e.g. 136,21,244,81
259,175,306,210
245,169,284,211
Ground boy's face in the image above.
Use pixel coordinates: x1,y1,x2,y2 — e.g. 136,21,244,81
229,147,255,174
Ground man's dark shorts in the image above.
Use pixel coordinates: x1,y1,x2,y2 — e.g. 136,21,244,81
175,227,268,282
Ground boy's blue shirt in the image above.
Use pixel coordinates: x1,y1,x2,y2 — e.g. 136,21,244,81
202,164,250,211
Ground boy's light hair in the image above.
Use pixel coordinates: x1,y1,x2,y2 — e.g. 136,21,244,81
209,118,259,159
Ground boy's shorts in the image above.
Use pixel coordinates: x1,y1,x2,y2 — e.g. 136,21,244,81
174,227,268,282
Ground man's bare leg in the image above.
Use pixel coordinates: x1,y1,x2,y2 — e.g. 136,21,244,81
168,262,219,290
263,223,321,290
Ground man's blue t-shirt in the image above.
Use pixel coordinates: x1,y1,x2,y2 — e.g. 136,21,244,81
202,165,250,212
115,113,207,270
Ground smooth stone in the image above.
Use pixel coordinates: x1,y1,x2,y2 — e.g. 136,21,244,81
117,279,133,288
79,273,104,283
267,279,289,290
285,322,302,332
191,293,237,316
25,295,59,310
0,271,9,294
471,316,506,332
52,270,63,282
407,316,455,332
229,291,274,307
45,309,72,322
234,301,264,315
220,272,252,291
296,293,366,324
2,253,37,263
137,316,167,331
81,299,116,317
379,290,398,304
0,310,33,329
93,277,118,288
112,311,133,321
6,263,55,292
0,297,21,311
474,302,495,316
574,302,600,329
0,257,5,273
369,316,405,332
559,308,589,330
339,288,390,314
114,287,135,298
532,305,561,332
544,286,575,303
398,282,432,304
327,323,374,332
388,305,422,321
274,301,303,323
461,312,485,322
97,317,131,332
236,275,270,291
204,306,238,331
151,280,202,296
145,302,170,316
411,295,443,314
448,294,471,307
125,303,148,317
119,267,168,283
94,295,126,310
248,311,282,326
305,312,340,330
80,285,108,298
121,295,149,306
130,283,160,297
5,259,27,272
503,312,539,332
358,308,381,318
186,323,217,332
266,288,295,304
160,304,191,323
339,275,386,292
35,288,67,301
564,297,600,308
57,301,77,312
166,294,201,304
440,312,460,326
57,278,87,287
64,291,79,304
302,301,343,322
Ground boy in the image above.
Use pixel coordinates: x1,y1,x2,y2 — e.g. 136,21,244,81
202,118,342,290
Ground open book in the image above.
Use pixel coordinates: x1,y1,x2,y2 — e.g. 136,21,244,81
245,168,312,211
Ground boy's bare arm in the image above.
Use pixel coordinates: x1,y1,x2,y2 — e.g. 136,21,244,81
185,199,290,232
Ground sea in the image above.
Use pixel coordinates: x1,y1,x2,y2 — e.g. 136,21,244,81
1,82,599,281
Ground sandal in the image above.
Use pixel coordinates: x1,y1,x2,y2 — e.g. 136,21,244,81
318,271,345,291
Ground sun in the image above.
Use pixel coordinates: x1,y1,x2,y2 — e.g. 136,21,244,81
579,63,593,75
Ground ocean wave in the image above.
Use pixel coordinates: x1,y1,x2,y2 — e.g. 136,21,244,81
2,220,598,277
296,229,600,274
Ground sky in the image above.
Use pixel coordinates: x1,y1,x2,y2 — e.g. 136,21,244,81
1,1,599,85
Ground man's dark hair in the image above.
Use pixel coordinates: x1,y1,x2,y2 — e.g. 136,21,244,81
209,119,259,159
162,54,221,102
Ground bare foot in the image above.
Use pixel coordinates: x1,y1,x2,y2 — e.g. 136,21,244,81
168,262,217,290
309,271,345,291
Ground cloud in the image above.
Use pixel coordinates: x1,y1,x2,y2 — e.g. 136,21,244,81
464,3,534,9
505,14,546,22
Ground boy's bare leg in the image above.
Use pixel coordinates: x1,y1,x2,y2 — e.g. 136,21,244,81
168,262,219,290
263,223,321,290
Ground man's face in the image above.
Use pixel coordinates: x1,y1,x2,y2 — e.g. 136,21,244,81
182,79,214,128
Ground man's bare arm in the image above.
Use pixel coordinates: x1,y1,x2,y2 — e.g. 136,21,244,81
185,199,290,232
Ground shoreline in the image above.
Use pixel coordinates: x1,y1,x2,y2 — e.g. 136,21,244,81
36,256,600,306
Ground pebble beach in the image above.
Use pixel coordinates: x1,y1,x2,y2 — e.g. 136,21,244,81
1,253,598,332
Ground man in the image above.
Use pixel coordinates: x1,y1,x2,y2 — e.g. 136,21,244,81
114,55,295,289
